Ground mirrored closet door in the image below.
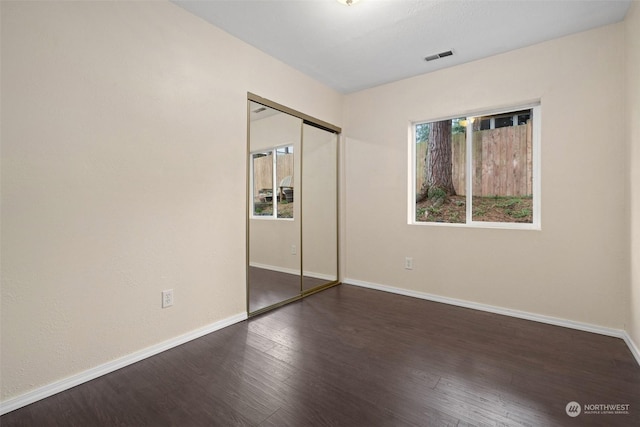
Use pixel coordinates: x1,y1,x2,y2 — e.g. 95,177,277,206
247,94,340,316
301,124,338,291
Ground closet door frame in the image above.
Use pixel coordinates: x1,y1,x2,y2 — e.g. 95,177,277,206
246,93,341,317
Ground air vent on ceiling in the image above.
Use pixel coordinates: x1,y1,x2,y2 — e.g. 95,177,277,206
252,107,267,114
424,50,453,62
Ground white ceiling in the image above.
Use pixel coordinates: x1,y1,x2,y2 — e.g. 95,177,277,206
172,0,632,94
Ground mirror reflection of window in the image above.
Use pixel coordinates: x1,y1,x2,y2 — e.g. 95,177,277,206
252,152,273,216
276,146,294,219
251,145,294,219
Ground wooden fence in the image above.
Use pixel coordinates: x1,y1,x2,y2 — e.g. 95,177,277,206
417,122,532,197
252,153,294,196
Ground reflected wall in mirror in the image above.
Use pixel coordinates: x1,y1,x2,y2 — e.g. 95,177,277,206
248,101,302,313
302,124,338,291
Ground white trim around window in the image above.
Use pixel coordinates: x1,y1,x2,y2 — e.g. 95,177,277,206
409,103,541,230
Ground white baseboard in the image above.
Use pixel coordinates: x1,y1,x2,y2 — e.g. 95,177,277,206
344,278,640,366
4,282,638,417
0,312,247,416
623,332,640,367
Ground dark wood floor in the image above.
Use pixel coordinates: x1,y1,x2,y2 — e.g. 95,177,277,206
249,266,327,313
3,284,639,426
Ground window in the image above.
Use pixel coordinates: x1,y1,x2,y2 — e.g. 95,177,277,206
411,104,540,229
251,145,294,219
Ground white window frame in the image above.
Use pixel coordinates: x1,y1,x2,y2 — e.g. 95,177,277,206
250,144,295,221
409,103,541,230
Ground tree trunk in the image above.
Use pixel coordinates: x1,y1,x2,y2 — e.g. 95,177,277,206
417,119,456,202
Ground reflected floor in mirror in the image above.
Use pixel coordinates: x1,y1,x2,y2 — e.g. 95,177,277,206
249,266,327,313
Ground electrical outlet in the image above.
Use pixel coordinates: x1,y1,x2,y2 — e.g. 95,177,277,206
162,289,174,308
404,257,413,270
291,244,297,255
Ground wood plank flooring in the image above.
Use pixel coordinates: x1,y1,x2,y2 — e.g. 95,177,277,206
2,284,639,426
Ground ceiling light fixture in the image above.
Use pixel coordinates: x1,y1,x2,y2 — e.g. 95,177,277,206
337,0,360,6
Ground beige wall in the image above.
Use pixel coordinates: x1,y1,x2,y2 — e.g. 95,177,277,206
0,1,342,401
2,0,638,408
627,2,640,351
343,23,628,329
